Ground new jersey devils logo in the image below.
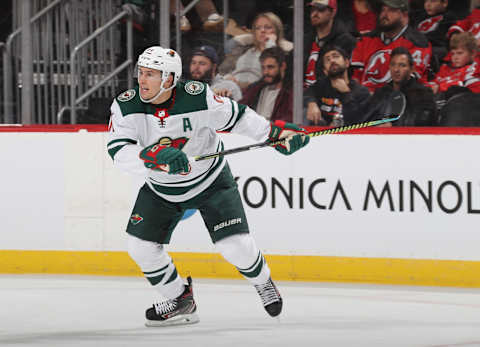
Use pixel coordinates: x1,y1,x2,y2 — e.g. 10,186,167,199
471,23,480,39
365,50,392,84
417,15,443,33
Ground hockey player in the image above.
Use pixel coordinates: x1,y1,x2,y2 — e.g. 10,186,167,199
107,46,309,327
351,0,432,93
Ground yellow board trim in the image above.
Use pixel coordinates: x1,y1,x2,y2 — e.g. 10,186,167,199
1,250,480,288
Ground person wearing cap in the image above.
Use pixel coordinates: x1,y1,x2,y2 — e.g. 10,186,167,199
351,0,432,93
189,45,243,101
304,0,357,89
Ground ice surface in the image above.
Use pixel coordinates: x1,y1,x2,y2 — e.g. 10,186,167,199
0,275,479,347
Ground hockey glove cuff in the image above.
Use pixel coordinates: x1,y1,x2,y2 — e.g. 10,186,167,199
268,120,310,155
140,144,190,174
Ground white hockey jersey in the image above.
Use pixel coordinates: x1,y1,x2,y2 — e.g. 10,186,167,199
107,81,271,202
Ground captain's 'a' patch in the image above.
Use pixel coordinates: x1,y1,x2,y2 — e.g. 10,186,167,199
117,89,136,102
185,81,205,95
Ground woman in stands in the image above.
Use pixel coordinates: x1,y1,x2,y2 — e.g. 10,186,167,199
220,12,293,90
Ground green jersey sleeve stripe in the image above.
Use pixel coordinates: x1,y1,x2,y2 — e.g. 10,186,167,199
221,103,247,133
108,144,128,160
217,99,238,131
107,138,137,148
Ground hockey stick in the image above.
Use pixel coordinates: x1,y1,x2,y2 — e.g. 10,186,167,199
192,91,406,162
191,116,397,161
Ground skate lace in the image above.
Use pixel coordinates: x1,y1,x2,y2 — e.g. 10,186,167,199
255,280,280,307
153,299,177,315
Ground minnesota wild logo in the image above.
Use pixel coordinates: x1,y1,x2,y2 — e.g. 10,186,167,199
117,89,136,102
130,214,143,225
185,81,204,95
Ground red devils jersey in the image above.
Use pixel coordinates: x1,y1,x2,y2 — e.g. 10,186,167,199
428,57,480,93
304,40,322,88
417,15,444,34
448,8,480,40
351,26,432,92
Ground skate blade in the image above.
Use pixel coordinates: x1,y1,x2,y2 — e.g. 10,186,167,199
145,313,200,327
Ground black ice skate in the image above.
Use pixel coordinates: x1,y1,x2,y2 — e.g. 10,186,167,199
254,277,283,317
145,276,199,327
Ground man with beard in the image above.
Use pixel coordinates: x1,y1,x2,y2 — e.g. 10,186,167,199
303,0,357,89
351,0,432,93
240,47,293,121
364,46,437,126
189,45,242,101
304,45,370,126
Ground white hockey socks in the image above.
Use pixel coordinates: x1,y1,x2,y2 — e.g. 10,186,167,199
215,233,271,285
127,234,185,300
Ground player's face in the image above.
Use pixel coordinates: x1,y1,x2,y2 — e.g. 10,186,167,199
451,47,475,68
424,0,448,16
137,67,173,99
322,50,348,77
261,57,282,85
190,55,214,81
253,17,276,44
389,54,412,84
378,6,404,32
310,6,334,27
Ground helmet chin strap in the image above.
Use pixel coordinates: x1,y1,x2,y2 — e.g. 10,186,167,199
139,71,176,103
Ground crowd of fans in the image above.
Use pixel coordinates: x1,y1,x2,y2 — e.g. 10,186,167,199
123,0,480,126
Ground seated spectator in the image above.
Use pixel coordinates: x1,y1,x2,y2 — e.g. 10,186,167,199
415,0,457,63
172,0,224,33
364,47,437,126
438,92,480,126
447,0,480,47
188,45,243,101
219,12,293,90
304,45,371,126
304,0,357,89
351,0,432,93
239,47,293,121
337,0,378,36
428,32,480,95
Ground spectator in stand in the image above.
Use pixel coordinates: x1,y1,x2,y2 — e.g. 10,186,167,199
351,0,432,93
304,0,357,89
428,32,480,95
447,0,480,48
364,47,437,126
337,0,378,36
220,12,293,91
304,45,371,126
189,45,243,101
173,0,224,33
415,0,457,63
239,47,293,121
